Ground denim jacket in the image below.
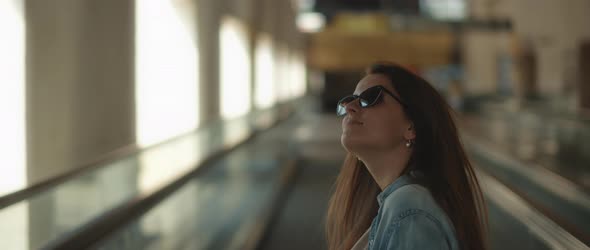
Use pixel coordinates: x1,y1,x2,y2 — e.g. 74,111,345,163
367,171,459,250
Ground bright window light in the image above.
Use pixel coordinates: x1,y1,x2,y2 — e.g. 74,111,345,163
296,12,325,33
0,1,28,249
421,0,466,20
0,0,27,195
290,52,307,98
254,33,276,109
276,46,291,102
288,51,298,99
135,0,199,147
299,54,308,96
220,16,251,119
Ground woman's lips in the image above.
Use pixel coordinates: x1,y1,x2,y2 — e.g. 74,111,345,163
345,118,363,126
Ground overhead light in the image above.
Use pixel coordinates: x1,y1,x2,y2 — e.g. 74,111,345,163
297,12,325,33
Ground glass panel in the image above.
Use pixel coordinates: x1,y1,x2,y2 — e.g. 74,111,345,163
0,113,258,249
94,111,293,250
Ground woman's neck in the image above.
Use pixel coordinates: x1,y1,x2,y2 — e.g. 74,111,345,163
357,146,411,190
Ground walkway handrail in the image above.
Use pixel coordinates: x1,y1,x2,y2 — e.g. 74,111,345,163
41,106,294,249
477,169,588,249
464,132,590,246
0,103,293,210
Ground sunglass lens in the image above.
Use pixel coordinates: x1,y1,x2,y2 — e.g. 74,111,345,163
336,95,356,116
359,87,382,107
336,105,346,116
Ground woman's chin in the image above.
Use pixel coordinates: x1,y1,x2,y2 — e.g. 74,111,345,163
341,134,363,153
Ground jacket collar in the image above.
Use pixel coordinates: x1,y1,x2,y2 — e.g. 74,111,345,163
376,170,424,206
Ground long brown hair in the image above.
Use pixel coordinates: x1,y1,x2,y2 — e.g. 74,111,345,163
325,62,488,250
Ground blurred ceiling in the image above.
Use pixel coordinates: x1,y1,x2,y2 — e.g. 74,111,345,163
294,0,512,31
300,0,512,71
313,0,420,17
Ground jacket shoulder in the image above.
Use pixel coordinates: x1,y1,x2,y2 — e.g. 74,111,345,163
371,184,460,250
380,184,447,222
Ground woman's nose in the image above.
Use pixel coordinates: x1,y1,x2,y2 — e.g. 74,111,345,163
345,99,360,114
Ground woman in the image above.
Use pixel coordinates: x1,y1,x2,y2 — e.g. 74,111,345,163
325,62,488,250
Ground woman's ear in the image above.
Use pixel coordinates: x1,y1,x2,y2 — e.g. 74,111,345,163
404,123,416,140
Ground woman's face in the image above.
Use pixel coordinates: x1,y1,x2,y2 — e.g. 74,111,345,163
340,73,413,154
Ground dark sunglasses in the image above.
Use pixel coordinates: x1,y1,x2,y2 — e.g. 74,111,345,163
336,85,407,116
